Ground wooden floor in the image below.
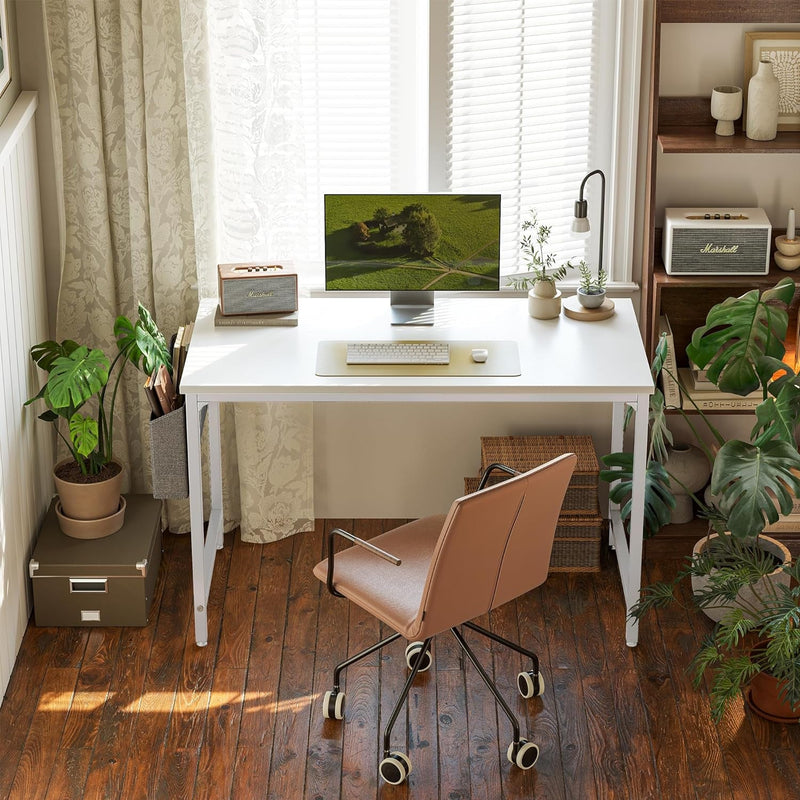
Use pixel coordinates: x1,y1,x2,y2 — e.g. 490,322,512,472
2,520,800,800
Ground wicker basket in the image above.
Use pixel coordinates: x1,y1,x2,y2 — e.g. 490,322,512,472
474,434,600,515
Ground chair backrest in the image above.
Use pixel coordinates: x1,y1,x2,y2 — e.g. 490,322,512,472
412,453,577,639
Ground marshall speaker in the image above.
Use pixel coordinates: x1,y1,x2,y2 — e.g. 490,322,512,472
663,208,772,275
217,263,298,315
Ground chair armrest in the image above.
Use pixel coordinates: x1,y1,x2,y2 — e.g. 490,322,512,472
326,527,402,597
477,462,521,490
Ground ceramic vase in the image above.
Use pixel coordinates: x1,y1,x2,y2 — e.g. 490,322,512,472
663,443,710,524
528,281,562,319
746,60,780,141
710,85,742,136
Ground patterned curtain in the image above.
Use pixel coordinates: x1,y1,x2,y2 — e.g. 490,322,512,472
43,0,314,540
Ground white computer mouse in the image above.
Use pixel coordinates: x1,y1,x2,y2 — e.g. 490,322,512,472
471,348,489,363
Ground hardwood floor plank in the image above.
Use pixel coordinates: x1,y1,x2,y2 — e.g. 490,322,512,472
42,747,92,800
435,667,470,800
593,561,661,800
195,667,247,800
266,523,324,800
7,667,79,800
516,587,567,800
539,574,598,800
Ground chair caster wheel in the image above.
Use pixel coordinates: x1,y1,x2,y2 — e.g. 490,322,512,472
517,669,544,698
322,690,345,720
379,751,412,784
405,641,432,672
507,738,539,770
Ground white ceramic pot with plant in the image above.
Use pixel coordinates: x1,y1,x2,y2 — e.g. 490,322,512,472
506,210,575,319
576,261,607,308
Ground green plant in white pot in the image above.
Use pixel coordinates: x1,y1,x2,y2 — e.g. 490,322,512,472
601,276,800,720
27,304,171,538
576,261,607,309
507,210,576,319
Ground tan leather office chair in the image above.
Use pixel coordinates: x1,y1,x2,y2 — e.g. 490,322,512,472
312,452,577,785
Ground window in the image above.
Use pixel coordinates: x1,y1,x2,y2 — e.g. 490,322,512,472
212,1,642,287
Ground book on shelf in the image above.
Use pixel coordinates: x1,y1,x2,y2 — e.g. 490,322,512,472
688,360,715,391
214,305,298,327
658,315,681,408
677,368,760,411
764,512,800,533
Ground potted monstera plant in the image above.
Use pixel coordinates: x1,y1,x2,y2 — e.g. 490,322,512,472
27,304,171,538
601,276,800,720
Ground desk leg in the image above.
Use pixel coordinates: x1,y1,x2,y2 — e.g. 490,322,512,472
609,401,626,550
208,401,224,550
625,392,649,647
186,393,210,647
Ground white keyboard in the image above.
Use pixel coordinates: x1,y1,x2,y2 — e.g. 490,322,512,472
346,341,451,365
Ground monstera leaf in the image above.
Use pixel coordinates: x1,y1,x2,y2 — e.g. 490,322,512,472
114,303,172,375
751,378,800,446
686,278,795,396
600,453,675,538
44,346,110,411
711,439,800,539
69,412,99,458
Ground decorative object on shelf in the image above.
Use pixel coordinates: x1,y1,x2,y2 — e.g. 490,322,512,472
746,59,780,141
662,207,772,275
744,32,800,133
662,443,710,524
506,210,575,319
774,207,800,271
710,85,742,136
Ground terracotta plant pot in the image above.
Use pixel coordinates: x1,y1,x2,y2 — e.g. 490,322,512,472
53,459,125,537
746,669,800,724
55,496,127,540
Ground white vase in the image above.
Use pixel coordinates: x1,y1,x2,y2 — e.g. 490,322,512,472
664,443,710,524
746,60,780,141
528,281,562,319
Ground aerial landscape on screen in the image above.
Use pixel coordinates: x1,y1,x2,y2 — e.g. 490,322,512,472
324,194,501,291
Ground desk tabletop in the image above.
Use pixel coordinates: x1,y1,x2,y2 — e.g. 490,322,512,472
180,296,653,401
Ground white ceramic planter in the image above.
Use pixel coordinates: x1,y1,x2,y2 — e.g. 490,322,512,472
528,281,562,319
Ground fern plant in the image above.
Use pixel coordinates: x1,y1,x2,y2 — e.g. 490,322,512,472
631,535,800,721
26,303,171,476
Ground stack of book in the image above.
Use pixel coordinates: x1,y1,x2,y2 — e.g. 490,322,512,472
144,322,194,418
677,367,760,411
765,493,800,533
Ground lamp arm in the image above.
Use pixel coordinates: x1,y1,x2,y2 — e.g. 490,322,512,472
577,169,606,278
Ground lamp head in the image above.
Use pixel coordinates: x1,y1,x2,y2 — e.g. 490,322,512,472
572,198,590,234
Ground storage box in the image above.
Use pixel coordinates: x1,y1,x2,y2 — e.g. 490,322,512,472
478,434,599,515
29,495,163,626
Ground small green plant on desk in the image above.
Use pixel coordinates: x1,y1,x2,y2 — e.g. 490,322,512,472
600,276,800,721
506,210,575,297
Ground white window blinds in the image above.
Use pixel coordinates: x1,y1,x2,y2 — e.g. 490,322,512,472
447,0,609,276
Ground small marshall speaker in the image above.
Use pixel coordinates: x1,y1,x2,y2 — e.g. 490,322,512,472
217,263,298,315
663,208,771,275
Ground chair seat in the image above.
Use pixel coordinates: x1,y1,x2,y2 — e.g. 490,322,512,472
313,515,446,640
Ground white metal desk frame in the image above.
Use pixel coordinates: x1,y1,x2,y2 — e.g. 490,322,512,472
182,296,652,648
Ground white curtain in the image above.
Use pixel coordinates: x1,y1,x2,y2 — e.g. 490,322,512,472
44,0,313,540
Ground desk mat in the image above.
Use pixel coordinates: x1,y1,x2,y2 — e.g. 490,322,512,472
315,340,521,377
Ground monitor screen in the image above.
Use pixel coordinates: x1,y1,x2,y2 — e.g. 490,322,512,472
324,194,501,292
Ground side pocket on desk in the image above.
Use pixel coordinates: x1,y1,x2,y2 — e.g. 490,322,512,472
150,404,189,499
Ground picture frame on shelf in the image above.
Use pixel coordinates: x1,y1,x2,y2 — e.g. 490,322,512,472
0,0,10,99
744,31,800,132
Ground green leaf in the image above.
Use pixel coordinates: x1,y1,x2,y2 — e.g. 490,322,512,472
649,389,673,464
30,339,80,372
711,439,800,538
600,452,675,538
69,412,99,457
686,278,794,396
751,378,800,445
45,347,109,411
114,303,172,375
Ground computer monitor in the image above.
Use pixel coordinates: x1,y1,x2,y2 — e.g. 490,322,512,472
324,193,501,324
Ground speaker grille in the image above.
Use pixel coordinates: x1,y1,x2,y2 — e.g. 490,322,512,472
221,276,298,314
668,229,769,274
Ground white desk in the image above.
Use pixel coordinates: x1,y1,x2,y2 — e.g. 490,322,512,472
180,296,653,647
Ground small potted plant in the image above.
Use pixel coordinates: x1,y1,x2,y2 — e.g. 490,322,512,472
576,261,607,308
507,210,575,319
27,304,171,538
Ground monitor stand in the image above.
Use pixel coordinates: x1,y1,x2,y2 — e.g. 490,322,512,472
390,291,435,326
